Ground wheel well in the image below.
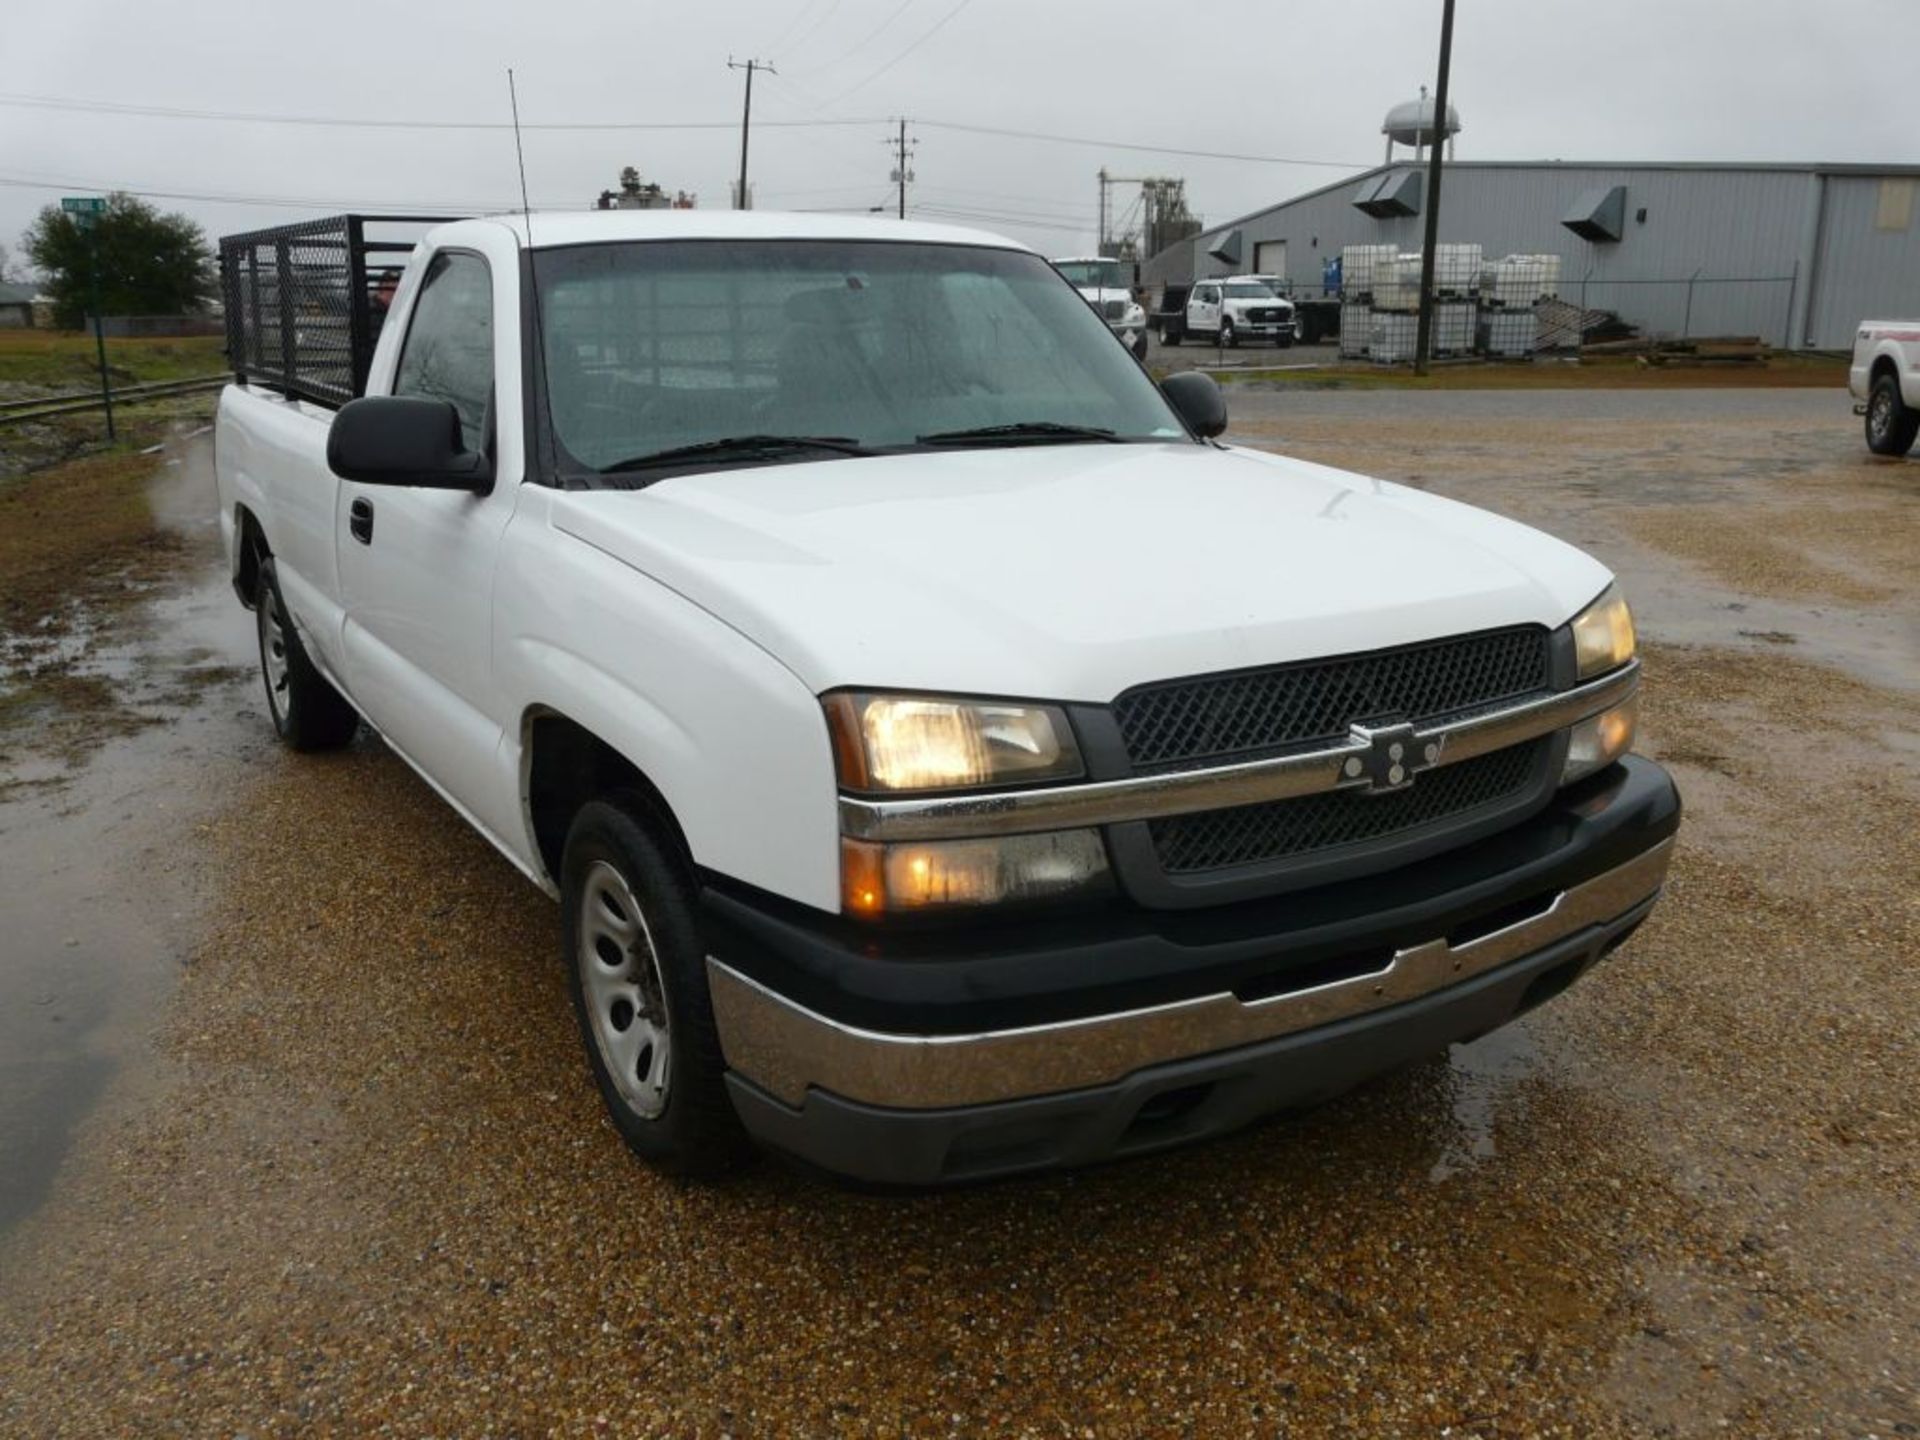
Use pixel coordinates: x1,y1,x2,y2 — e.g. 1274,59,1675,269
234,505,269,607
525,712,692,886
1871,355,1899,385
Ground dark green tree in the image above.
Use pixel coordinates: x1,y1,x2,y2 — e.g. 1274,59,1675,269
22,192,212,328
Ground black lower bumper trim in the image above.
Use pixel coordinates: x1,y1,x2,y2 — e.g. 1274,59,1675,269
728,899,1654,1186
701,757,1680,1037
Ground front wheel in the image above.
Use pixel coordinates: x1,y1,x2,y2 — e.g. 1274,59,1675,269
1220,317,1237,348
562,794,751,1176
1129,330,1150,361
1866,373,1919,456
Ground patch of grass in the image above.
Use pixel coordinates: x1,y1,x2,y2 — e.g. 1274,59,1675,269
0,330,226,390
0,441,182,633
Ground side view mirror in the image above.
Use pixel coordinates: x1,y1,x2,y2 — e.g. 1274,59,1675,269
327,396,491,492
1161,371,1228,439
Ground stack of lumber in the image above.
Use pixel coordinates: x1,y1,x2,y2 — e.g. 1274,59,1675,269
1581,335,1770,365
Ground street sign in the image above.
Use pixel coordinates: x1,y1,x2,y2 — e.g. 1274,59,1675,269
63,198,115,439
63,196,105,232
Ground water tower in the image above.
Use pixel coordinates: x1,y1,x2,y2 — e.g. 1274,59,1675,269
1383,86,1461,164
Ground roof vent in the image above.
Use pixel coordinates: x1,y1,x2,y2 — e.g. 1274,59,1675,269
1353,169,1424,218
1562,185,1627,242
1207,228,1244,266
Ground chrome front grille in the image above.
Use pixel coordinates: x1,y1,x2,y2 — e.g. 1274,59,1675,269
1147,739,1548,874
1114,627,1558,882
1113,626,1553,773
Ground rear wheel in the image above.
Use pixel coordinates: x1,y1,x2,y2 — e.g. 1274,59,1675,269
255,559,359,751
561,794,751,1176
1866,372,1919,456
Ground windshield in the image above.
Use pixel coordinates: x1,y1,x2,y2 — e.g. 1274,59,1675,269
1223,282,1278,299
534,240,1183,476
1053,259,1130,292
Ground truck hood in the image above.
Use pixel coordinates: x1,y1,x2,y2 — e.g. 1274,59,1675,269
548,443,1610,701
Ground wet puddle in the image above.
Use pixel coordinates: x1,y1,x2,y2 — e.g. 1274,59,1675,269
0,436,260,1233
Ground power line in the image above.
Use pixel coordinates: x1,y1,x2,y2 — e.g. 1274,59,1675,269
0,171,517,213
916,119,1371,168
775,0,847,63
911,204,1089,237
0,88,1376,167
819,0,976,105
786,0,920,77
0,90,881,132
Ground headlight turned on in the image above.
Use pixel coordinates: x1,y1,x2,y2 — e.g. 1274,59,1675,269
840,831,1113,919
823,692,1084,793
1562,691,1639,786
1571,583,1636,680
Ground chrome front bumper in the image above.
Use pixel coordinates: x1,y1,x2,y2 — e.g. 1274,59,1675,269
708,835,1673,1112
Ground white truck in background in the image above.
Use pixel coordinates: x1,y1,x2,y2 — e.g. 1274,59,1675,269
1851,321,1920,456
1160,275,1296,349
1052,255,1149,360
212,209,1677,1186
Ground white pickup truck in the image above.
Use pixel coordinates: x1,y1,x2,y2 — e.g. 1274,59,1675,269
214,210,1678,1185
1850,320,1920,456
1052,255,1149,360
1160,275,1297,349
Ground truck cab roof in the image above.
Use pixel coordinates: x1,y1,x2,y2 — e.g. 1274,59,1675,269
468,209,1031,253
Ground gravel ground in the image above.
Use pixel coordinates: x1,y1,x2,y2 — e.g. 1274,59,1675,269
0,388,1915,1437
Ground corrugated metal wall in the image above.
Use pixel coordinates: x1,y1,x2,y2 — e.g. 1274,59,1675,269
1806,176,1920,347
1147,163,1920,346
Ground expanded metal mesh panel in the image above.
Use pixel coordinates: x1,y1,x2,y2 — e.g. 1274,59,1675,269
1149,740,1546,874
218,215,459,407
1113,626,1551,772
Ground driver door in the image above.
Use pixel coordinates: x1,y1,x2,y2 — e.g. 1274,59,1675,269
335,245,519,814
1189,284,1221,336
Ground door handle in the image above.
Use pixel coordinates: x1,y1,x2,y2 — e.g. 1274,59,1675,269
349,497,374,545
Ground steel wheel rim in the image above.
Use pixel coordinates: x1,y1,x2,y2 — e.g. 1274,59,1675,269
578,860,672,1120
1868,390,1891,443
259,589,290,725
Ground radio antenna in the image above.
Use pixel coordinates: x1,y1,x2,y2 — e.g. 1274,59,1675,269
508,67,535,235
507,68,562,485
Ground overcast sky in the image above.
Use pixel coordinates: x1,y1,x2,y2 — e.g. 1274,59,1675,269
3,0,1913,270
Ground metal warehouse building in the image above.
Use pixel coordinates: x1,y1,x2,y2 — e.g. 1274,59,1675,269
1143,158,1920,349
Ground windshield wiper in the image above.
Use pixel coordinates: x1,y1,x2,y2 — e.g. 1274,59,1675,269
915,421,1123,447
601,434,875,475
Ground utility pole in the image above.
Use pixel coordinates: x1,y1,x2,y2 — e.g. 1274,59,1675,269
886,119,916,220
1097,167,1109,253
1413,0,1456,376
728,57,773,210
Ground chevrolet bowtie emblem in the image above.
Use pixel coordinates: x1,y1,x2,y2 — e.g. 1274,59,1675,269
1342,721,1444,795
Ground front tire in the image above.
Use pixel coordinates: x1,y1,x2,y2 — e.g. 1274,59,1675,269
255,559,359,751
1866,373,1919,456
561,794,751,1176
1220,317,1238,348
